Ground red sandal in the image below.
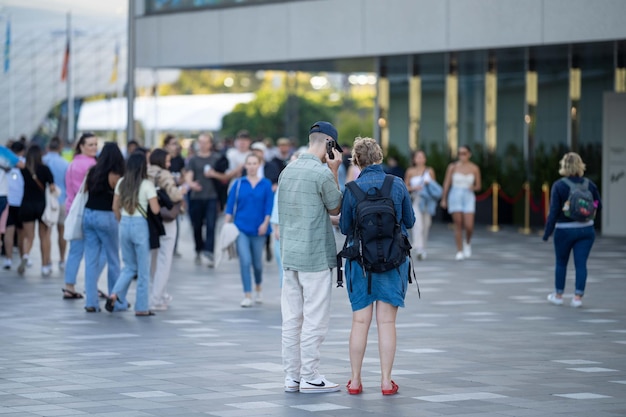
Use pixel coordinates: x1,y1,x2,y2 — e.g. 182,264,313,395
346,380,362,395
381,380,398,395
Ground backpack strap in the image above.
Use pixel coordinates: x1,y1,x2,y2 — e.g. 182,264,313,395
345,180,365,203
380,175,394,198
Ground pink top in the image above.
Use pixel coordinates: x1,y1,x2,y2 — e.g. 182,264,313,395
65,154,97,211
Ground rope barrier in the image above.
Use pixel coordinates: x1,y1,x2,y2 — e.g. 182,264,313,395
498,187,525,205
475,187,493,202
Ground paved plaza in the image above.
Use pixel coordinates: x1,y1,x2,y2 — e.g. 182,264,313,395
1,221,625,417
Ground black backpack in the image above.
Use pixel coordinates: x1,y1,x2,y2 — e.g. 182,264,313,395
339,175,415,294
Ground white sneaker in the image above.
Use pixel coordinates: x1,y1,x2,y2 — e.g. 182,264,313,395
570,297,582,308
463,242,472,258
416,251,427,261
299,375,340,393
547,293,564,306
17,257,28,275
58,261,65,272
254,291,263,304
3,259,11,270
455,251,464,261
41,265,52,277
240,297,253,308
151,304,168,311
284,377,300,393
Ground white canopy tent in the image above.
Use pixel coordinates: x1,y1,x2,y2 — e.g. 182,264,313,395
77,93,254,145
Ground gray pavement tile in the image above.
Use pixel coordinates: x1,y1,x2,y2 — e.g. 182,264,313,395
1,222,625,416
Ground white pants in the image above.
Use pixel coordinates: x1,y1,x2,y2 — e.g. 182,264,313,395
150,219,177,306
281,268,332,381
411,196,432,252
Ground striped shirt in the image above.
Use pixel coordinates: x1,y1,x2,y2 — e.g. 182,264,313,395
277,153,342,272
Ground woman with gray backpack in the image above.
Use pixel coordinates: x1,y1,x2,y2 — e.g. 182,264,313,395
543,152,602,308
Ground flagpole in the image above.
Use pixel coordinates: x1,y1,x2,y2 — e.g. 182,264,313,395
126,2,136,146
66,12,74,143
6,16,14,139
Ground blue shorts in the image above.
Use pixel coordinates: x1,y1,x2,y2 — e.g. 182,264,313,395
447,187,475,214
344,259,409,311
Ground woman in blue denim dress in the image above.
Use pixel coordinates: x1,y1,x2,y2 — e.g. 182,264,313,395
543,152,602,308
339,137,415,396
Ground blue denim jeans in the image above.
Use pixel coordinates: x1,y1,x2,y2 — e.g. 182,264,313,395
83,209,121,310
111,216,151,312
236,233,265,294
553,226,595,296
64,238,106,286
189,198,218,254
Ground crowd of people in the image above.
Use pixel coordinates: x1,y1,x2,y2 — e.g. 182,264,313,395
1,124,601,395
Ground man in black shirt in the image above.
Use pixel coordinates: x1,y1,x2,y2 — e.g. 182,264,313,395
184,134,222,266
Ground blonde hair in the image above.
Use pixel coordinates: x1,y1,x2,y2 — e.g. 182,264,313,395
558,152,586,177
351,137,383,168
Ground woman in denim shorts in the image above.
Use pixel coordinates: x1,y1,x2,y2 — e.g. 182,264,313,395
441,145,482,261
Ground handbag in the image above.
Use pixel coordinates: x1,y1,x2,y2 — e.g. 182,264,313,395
155,171,181,222
42,185,60,227
215,179,242,267
137,204,166,250
63,176,88,240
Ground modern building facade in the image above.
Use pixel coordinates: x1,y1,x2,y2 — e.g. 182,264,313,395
134,0,626,235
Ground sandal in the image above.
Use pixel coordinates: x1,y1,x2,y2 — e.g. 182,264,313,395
381,381,399,395
98,289,108,299
62,289,84,299
104,296,116,313
84,306,100,313
135,311,156,316
347,380,363,395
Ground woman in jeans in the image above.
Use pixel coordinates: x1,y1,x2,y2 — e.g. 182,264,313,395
82,143,125,312
543,152,602,308
107,153,160,316
147,149,187,310
18,144,56,276
63,133,104,299
224,153,273,308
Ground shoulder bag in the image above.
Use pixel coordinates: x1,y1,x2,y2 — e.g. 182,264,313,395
137,203,166,250
63,176,88,240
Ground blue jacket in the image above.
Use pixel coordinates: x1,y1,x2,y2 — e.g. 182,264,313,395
542,176,602,241
340,164,415,237
418,180,443,216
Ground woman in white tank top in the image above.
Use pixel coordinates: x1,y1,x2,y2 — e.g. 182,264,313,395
441,146,482,261
404,150,436,260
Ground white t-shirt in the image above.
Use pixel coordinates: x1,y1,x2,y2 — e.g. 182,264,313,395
114,178,157,217
226,148,248,173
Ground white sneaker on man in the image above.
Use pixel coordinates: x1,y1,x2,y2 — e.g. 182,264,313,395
284,377,300,393
455,251,464,261
570,297,582,308
463,242,472,258
3,259,11,270
299,375,340,393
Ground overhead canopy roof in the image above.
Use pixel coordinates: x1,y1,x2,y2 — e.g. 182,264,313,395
77,93,255,132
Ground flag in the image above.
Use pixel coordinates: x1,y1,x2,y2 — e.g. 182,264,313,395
109,42,119,84
61,40,69,81
3,19,10,73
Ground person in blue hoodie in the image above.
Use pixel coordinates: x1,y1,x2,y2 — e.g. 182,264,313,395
543,152,602,308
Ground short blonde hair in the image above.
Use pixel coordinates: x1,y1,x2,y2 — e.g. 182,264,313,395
352,137,383,168
558,152,586,177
